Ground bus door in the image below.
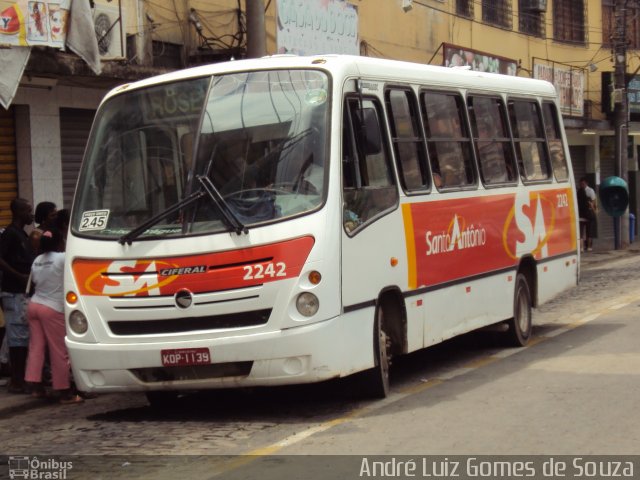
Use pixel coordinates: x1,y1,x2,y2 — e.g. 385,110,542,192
340,92,404,320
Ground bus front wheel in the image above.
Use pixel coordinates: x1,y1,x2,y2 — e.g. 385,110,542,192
360,305,391,398
506,273,532,346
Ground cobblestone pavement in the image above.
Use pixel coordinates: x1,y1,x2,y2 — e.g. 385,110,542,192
1,245,639,459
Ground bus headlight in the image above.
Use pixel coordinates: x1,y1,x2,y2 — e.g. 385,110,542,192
69,310,88,334
296,292,319,317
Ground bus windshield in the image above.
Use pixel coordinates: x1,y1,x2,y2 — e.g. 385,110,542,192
71,69,330,240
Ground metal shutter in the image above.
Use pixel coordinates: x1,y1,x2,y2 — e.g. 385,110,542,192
569,145,586,184
597,144,616,245
0,107,18,227
60,108,95,209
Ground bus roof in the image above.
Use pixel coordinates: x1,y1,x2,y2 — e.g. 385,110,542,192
103,54,557,103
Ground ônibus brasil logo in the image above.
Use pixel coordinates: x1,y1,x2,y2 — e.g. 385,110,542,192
8,456,73,479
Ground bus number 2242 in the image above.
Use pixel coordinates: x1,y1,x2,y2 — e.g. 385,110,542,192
243,262,287,280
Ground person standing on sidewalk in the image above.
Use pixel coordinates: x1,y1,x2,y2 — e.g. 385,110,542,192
0,198,35,393
24,228,83,404
577,177,598,252
30,201,57,254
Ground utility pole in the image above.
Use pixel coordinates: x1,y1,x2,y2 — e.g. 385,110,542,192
613,0,629,249
246,0,266,58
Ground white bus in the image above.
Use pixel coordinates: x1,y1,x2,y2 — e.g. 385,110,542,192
65,55,579,403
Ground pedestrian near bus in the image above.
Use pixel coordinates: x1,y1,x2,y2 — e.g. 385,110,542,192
0,198,35,393
24,228,83,404
30,201,57,254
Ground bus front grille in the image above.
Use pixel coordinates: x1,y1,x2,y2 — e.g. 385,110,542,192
107,309,271,335
130,362,253,383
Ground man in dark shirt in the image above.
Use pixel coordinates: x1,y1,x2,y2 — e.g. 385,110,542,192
0,198,35,393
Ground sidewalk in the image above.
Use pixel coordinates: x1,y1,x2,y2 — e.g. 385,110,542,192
1,244,639,418
579,241,640,268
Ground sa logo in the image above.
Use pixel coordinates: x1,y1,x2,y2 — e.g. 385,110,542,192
85,260,179,296
502,191,556,260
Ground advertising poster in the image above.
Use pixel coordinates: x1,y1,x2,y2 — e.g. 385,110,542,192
443,44,517,76
0,0,70,48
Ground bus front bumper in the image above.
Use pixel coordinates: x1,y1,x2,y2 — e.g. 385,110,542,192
66,314,371,392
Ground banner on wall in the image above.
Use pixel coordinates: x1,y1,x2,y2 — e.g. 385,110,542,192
0,0,101,109
276,0,359,56
0,0,71,48
443,44,517,76
533,62,585,117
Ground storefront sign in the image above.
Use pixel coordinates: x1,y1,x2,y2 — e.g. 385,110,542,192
443,44,517,76
534,62,585,117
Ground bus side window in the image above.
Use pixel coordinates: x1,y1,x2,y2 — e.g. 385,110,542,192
509,99,551,182
468,95,517,185
342,97,398,234
385,88,430,192
421,91,476,190
542,102,569,181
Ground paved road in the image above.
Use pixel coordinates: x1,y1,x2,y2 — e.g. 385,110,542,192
1,248,639,478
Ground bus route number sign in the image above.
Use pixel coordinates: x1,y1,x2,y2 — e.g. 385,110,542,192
161,347,211,367
79,209,110,231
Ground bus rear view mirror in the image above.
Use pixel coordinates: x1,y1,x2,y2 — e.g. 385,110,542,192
599,176,629,217
356,107,382,155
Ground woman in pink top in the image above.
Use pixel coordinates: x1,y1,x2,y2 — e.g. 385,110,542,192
24,228,83,404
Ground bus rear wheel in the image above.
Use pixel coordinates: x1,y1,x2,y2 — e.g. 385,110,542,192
360,305,391,398
506,273,532,346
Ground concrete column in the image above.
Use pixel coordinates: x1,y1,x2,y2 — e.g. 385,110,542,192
246,0,266,58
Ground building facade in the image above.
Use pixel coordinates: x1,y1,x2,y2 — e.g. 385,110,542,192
0,0,635,248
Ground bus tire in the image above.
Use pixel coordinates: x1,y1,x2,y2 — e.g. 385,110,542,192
506,273,532,347
360,305,391,398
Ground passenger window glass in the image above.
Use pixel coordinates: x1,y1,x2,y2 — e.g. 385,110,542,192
342,97,398,234
422,92,475,189
386,89,429,191
509,100,551,182
468,96,517,185
542,102,569,181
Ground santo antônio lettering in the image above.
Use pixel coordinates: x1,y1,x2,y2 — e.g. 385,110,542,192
159,265,207,276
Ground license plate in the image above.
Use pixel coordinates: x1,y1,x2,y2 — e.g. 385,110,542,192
161,348,211,367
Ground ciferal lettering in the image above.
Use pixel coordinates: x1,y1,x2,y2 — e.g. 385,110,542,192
160,265,207,276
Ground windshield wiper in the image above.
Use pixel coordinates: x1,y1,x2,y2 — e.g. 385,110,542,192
118,175,248,245
197,174,248,235
118,189,207,245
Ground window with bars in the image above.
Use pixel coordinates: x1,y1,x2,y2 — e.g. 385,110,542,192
519,0,545,37
553,0,586,44
456,0,474,18
482,0,512,29
385,88,430,192
602,0,640,48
